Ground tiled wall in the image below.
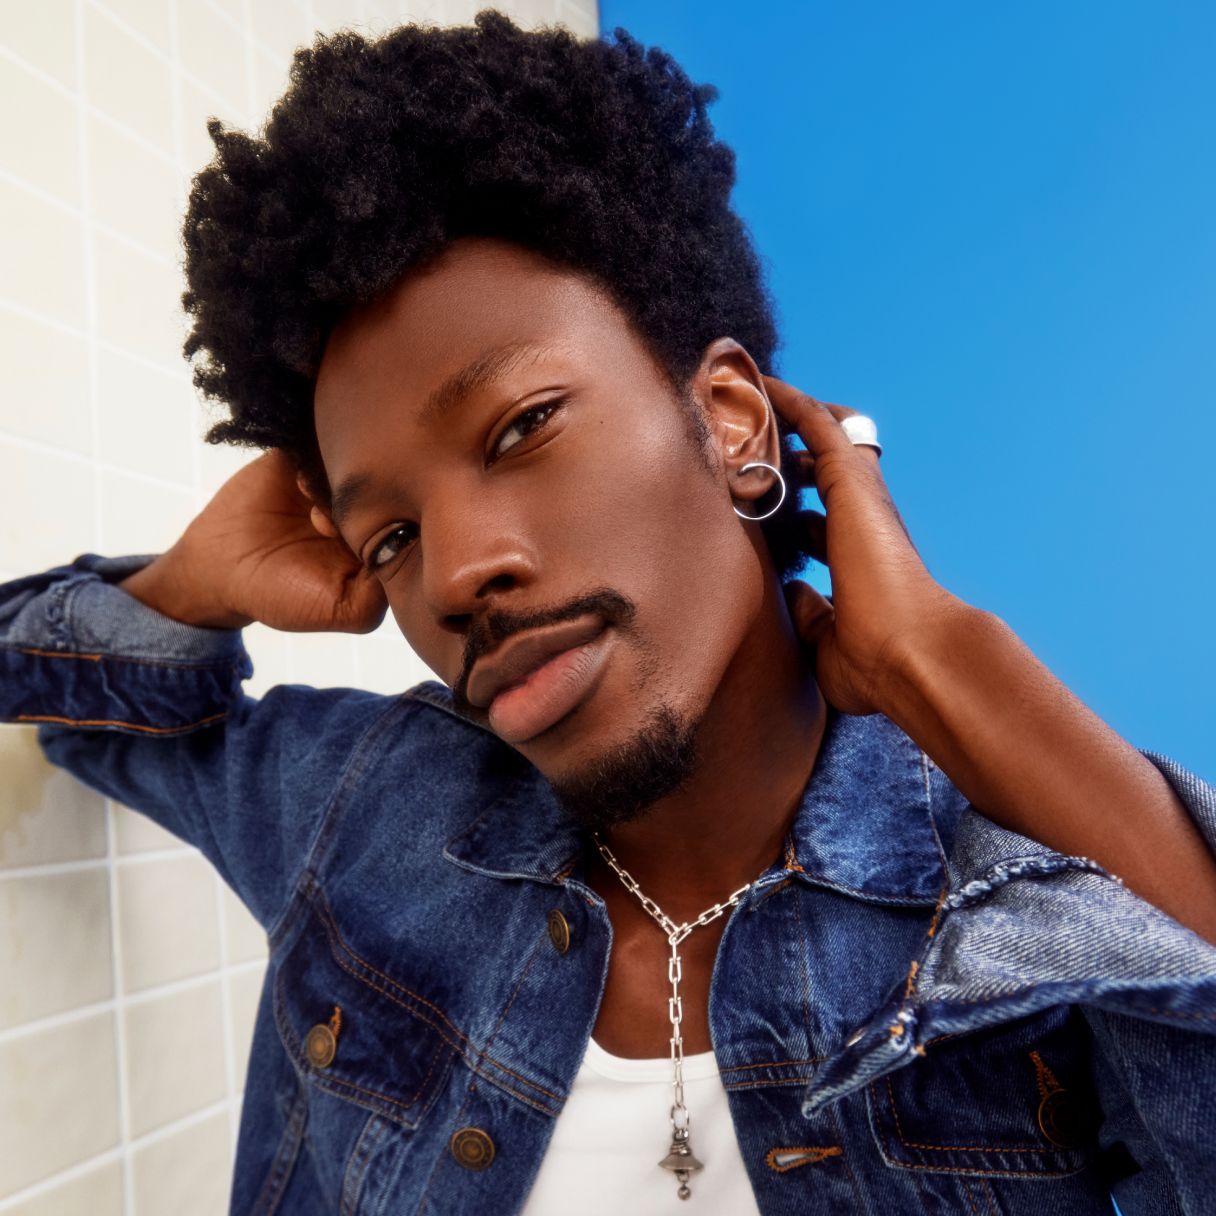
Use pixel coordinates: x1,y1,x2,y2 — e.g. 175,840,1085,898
0,0,598,1211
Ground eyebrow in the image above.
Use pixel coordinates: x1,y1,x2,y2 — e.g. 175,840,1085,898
328,339,554,530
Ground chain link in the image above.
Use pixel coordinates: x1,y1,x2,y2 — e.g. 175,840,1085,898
592,832,759,1156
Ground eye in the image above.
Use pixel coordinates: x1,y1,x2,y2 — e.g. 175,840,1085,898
366,521,419,572
491,397,565,460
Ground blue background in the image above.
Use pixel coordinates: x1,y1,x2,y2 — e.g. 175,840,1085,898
601,0,1214,778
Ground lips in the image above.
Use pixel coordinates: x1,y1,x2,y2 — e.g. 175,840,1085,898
466,615,609,711
464,614,619,745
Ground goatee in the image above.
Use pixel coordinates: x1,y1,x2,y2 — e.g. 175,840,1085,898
544,701,699,833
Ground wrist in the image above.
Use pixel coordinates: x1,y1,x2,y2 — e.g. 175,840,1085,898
117,547,253,631
871,594,995,727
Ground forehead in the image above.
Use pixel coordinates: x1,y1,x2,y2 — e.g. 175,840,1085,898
313,238,637,475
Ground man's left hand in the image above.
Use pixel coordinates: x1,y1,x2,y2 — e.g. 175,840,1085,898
762,373,964,717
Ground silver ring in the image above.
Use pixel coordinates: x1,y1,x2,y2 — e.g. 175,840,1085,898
732,461,787,522
841,414,882,456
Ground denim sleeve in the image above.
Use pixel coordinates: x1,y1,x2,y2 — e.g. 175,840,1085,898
802,754,1216,1214
1,554,396,932
1083,754,1216,1216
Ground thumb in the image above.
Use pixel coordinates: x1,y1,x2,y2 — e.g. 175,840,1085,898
783,580,835,651
333,567,389,634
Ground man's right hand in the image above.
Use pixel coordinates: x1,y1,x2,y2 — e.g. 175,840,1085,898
118,450,388,633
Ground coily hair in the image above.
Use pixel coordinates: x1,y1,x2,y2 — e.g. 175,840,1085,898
181,8,810,577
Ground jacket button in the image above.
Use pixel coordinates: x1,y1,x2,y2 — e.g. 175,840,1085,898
304,1024,337,1069
450,1126,495,1170
547,909,572,954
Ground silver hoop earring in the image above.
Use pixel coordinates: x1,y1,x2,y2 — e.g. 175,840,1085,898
732,461,787,522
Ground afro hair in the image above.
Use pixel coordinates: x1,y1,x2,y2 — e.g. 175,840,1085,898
181,8,811,578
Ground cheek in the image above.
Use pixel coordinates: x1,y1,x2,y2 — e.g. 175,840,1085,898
561,414,763,690
389,598,444,681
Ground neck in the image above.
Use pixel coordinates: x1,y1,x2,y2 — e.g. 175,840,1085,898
593,581,828,922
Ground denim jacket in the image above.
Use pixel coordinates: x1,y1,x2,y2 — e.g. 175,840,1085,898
3,553,1215,1216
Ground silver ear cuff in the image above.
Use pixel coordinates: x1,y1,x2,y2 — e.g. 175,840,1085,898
732,461,787,522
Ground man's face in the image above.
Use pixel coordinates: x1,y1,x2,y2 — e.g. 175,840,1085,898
313,237,771,825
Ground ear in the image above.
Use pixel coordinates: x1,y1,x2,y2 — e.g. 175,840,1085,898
693,337,782,512
295,470,341,539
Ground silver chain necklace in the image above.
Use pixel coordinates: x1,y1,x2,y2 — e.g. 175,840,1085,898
592,832,759,1200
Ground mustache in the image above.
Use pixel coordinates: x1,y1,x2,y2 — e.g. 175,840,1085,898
451,588,635,709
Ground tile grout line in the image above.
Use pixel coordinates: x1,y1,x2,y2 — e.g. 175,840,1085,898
211,0,263,1162
0,298,192,379
0,1094,242,1214
76,0,135,1206
0,429,201,494
0,958,268,1047
87,0,248,117
0,846,197,881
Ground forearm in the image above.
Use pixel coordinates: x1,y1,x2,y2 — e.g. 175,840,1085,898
881,602,1216,943
118,548,253,630
1,554,250,731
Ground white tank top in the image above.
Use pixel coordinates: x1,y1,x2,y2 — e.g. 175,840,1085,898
521,1038,762,1214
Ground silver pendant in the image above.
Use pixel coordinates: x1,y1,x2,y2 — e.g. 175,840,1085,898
659,1129,704,1200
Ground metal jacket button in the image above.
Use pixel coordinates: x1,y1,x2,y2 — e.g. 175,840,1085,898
305,1005,342,1069
305,1024,337,1068
547,908,571,954
451,1127,495,1170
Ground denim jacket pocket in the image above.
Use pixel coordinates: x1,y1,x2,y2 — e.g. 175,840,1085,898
272,877,458,1132
868,1005,1101,1177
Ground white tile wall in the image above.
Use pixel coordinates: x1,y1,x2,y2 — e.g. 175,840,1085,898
0,0,598,1211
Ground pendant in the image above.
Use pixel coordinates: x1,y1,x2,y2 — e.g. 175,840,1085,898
658,1128,704,1200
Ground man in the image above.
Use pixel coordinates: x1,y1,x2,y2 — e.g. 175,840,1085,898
3,11,1214,1214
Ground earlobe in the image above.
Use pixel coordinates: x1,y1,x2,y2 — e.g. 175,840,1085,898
732,461,787,522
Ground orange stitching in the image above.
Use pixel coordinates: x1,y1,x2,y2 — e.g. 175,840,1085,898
316,899,468,1044
1029,1050,1061,1101
277,975,442,1114
926,892,947,939
17,646,102,661
764,1145,842,1173
1144,1007,1216,1022
15,710,228,733
783,834,806,873
903,959,920,1000
882,1075,1054,1153
961,1181,982,1216
313,894,562,1105
871,1084,1081,1177
318,1069,427,1112
719,1055,825,1073
250,1092,307,1216
11,643,246,670
979,1177,1001,1216
339,1115,386,1216
723,1076,817,1092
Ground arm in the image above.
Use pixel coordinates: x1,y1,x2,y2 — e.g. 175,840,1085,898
0,552,392,930
880,603,1216,942
2,450,392,929
762,374,1216,942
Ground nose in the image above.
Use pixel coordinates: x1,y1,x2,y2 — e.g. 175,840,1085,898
421,492,538,634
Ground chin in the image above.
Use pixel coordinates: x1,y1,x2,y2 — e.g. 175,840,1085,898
530,700,701,834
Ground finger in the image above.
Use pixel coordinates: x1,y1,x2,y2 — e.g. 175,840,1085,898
793,508,828,563
783,579,835,650
339,566,389,634
765,377,885,506
763,376,856,460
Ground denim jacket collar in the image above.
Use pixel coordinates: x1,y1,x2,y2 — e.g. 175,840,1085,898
414,682,946,906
